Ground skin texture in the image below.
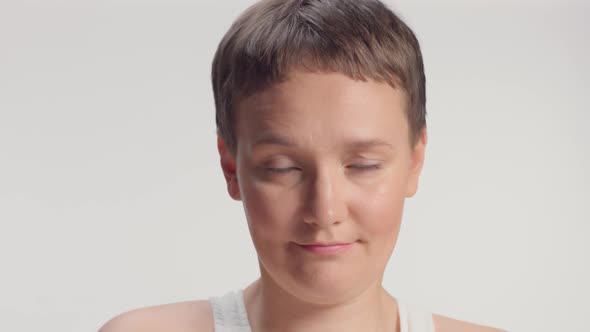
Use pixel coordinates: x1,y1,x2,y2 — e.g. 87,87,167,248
225,70,424,332
99,71,505,332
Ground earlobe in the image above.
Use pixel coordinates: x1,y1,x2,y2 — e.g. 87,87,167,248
217,136,242,201
405,128,428,198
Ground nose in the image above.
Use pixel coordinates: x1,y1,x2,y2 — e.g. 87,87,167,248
302,168,348,228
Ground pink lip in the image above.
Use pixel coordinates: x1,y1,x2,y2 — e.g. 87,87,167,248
296,242,354,255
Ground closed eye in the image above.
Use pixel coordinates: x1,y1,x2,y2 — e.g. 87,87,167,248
347,164,381,171
264,167,300,174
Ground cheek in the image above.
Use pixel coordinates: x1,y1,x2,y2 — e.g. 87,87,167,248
350,186,405,271
239,177,299,248
350,174,407,241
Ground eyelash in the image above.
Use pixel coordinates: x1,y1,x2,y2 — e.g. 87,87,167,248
264,167,300,174
264,164,380,174
348,164,380,171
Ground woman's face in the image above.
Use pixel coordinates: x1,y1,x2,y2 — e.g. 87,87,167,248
219,70,427,304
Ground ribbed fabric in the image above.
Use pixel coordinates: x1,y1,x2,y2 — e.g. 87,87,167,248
209,290,252,332
209,290,435,332
397,300,436,332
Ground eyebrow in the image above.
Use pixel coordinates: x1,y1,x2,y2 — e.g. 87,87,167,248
252,134,394,151
345,139,395,151
253,135,296,147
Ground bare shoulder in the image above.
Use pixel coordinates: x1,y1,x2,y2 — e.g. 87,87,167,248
433,314,507,332
99,300,214,332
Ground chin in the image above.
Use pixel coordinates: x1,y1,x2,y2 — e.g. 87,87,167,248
259,241,384,305
294,280,370,305
283,265,373,305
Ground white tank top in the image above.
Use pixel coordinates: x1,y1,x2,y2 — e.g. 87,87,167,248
209,290,435,332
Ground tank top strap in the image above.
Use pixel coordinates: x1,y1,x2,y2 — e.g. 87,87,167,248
397,299,436,332
209,290,434,332
209,290,252,332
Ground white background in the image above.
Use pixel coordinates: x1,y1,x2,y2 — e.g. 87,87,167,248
0,0,588,331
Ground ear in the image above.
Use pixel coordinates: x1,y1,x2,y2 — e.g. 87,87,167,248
405,128,428,198
217,136,241,201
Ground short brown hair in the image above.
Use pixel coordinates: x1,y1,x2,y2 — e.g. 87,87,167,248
212,0,426,152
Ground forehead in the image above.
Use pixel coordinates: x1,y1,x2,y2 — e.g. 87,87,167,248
235,71,408,149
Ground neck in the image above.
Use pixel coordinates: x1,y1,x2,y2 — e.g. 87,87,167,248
243,273,399,332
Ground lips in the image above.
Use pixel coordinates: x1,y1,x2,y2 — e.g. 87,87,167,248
299,242,352,246
295,242,355,255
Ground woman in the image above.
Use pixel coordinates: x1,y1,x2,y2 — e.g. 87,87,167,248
100,0,505,331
